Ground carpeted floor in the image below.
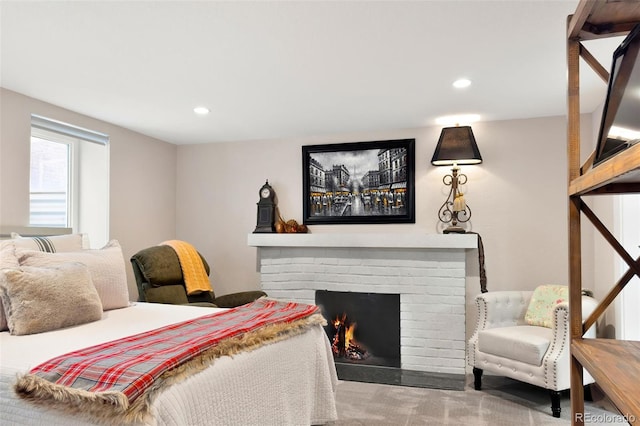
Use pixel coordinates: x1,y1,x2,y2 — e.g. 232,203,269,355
333,376,629,425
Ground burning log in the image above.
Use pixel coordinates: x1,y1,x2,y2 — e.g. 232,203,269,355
331,313,369,361
346,342,369,360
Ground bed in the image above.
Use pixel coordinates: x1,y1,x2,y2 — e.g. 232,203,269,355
0,302,339,425
0,233,338,425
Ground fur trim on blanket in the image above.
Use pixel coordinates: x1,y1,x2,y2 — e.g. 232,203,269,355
15,313,327,425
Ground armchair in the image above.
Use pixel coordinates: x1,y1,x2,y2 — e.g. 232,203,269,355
468,286,598,417
130,245,266,308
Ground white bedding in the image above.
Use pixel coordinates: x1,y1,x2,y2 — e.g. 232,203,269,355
0,302,338,425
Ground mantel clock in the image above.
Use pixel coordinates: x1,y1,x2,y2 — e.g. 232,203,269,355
254,180,276,233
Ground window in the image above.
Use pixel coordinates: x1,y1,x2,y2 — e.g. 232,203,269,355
29,136,70,227
29,115,110,247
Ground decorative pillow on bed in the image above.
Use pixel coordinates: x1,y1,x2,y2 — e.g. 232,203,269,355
0,241,20,331
11,232,90,252
0,263,103,335
17,240,130,311
524,284,569,328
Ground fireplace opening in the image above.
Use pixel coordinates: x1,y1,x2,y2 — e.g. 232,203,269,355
315,290,400,368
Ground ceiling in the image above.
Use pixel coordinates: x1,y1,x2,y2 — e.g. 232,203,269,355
0,0,624,145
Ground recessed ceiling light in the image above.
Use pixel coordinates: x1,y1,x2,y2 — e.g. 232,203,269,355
435,114,481,126
453,78,471,89
193,106,210,115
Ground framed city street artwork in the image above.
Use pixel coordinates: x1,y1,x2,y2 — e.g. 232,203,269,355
302,139,415,225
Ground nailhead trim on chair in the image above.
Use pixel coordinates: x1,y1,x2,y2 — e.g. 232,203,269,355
468,297,488,368
544,304,569,389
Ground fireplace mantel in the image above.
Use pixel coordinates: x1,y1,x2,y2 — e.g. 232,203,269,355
247,233,477,249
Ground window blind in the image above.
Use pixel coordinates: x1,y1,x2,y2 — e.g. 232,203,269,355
31,114,109,145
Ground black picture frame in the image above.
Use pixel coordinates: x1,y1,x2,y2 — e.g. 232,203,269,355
302,139,415,225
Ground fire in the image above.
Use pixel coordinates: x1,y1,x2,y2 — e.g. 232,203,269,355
331,313,368,361
344,323,355,348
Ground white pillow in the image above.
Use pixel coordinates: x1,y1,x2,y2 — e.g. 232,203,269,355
0,263,103,335
0,241,20,331
11,232,90,252
18,240,130,311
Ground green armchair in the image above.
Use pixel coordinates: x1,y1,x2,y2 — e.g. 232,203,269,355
130,245,266,308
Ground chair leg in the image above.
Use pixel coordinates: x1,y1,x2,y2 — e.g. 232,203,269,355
472,367,483,390
584,384,593,402
549,390,561,418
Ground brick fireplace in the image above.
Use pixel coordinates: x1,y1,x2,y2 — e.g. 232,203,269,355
248,233,477,388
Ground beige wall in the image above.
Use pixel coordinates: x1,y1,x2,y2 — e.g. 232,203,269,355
0,88,177,299
3,88,610,331
176,116,596,301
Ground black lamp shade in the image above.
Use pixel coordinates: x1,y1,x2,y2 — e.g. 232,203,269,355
431,126,483,166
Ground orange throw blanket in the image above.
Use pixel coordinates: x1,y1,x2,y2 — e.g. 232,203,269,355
160,240,212,295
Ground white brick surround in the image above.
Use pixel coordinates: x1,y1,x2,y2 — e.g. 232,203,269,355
248,233,476,375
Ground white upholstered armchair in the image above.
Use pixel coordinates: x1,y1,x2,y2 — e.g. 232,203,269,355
468,286,598,417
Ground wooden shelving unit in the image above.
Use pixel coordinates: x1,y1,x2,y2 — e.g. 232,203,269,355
567,2,640,425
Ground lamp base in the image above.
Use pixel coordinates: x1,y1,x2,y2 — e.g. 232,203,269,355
443,226,466,234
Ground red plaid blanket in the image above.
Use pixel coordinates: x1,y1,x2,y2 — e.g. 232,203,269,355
16,299,321,420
